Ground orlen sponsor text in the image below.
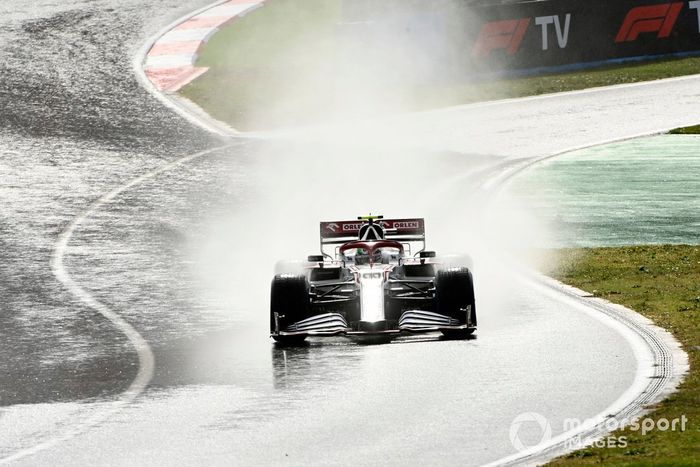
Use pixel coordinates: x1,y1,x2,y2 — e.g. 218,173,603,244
388,221,420,229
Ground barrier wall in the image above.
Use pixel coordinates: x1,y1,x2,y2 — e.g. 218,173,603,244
468,0,700,74
339,0,700,81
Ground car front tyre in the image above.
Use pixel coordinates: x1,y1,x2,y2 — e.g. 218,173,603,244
436,267,477,338
270,275,310,344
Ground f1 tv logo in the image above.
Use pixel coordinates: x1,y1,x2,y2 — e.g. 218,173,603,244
472,14,571,58
615,2,683,42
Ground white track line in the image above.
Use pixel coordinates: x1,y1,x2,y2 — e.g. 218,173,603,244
483,129,676,191
0,144,233,464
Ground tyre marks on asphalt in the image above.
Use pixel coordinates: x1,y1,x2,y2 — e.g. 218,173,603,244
0,144,233,464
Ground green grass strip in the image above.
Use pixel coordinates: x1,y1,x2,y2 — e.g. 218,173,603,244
669,125,700,135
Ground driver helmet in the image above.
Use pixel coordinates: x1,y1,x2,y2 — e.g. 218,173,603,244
355,247,383,265
355,247,370,265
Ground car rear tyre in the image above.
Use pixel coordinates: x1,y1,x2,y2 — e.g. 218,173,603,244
270,275,310,343
435,268,477,338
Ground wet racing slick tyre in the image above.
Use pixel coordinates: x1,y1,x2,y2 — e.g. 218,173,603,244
436,267,476,339
270,275,310,344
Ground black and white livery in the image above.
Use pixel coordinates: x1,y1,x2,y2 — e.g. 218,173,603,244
270,215,476,343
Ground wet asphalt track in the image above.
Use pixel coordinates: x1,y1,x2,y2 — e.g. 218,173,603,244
1,1,697,465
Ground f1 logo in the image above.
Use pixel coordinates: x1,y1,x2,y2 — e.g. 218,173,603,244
472,18,530,58
615,2,683,43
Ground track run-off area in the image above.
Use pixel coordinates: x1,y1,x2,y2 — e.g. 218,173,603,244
0,0,697,465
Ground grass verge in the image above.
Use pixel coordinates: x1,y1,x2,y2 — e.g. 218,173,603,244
180,0,700,130
180,0,342,131
543,245,700,465
669,125,700,135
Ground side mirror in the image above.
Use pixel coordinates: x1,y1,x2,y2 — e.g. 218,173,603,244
419,251,436,258
307,255,324,262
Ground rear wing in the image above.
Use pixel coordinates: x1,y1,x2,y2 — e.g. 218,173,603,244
319,218,426,257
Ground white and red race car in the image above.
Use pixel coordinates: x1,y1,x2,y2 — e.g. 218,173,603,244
270,215,476,344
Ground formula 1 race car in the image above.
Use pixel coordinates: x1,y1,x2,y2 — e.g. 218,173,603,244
270,215,476,344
